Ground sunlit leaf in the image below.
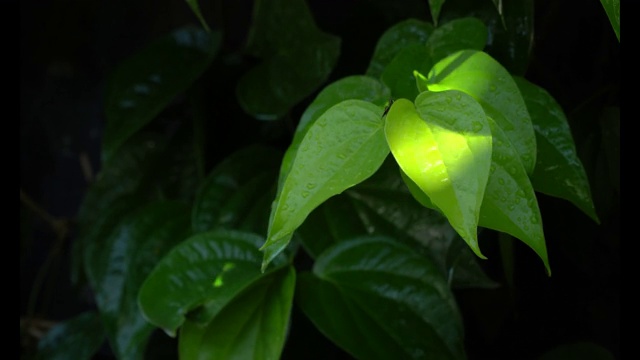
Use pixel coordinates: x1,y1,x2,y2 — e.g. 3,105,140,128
366,19,434,78
515,76,599,223
138,229,288,337
385,92,492,258
263,100,389,270
103,26,220,161
84,201,191,359
297,237,466,360
35,312,106,360
178,266,295,360
426,49,536,174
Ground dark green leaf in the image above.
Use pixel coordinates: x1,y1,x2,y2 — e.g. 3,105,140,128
263,100,390,271
138,229,288,337
84,201,191,360
185,0,211,32
103,26,220,161
192,145,282,233
381,43,432,100
426,49,537,174
297,237,466,360
366,19,434,78
36,312,106,360
600,0,620,41
385,92,492,259
237,0,341,120
426,17,487,62
428,0,446,26
515,76,599,223
178,266,296,360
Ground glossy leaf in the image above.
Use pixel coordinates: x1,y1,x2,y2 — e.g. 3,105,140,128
297,157,499,289
278,75,390,195
425,17,488,63
385,92,492,258
600,0,620,41
178,266,296,360
35,312,106,360
263,100,390,271
428,0,446,26
366,19,434,78
103,26,220,161
138,229,287,337
297,237,466,360
381,43,432,101
192,145,282,233
84,201,191,360
515,76,599,223
237,0,340,120
426,49,537,174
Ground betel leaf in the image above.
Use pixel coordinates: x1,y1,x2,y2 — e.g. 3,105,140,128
366,18,434,78
138,229,288,337
83,201,191,360
297,157,499,289
192,145,282,234
277,75,390,195
263,100,390,271
35,312,106,360
381,43,432,101
297,237,466,360
425,17,488,63
514,76,599,223
178,266,295,360
103,26,221,161
425,49,537,174
237,0,340,120
385,92,492,258
399,115,551,275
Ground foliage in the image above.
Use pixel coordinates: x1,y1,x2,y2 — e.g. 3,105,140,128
21,0,619,359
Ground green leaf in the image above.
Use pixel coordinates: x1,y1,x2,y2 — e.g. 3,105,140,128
263,100,390,271
84,201,191,360
479,117,550,275
297,157,499,289
396,114,551,275
297,237,466,360
178,266,296,360
426,49,537,174
185,0,211,32
426,17,488,62
385,92,492,259
381,43,432,101
277,75,390,196
138,229,287,337
600,0,620,41
35,312,106,360
192,145,282,233
428,0,446,26
366,19,434,78
103,26,221,161
514,76,599,223
237,0,340,120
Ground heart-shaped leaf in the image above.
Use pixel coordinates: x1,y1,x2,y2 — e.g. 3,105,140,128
425,17,488,62
297,237,466,360
385,91,492,258
263,100,390,270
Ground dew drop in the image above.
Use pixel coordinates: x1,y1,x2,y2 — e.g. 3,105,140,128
301,191,310,198
306,183,316,190
498,178,505,185
471,121,484,132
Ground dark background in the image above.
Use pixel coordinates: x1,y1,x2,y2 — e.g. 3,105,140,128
21,0,619,359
